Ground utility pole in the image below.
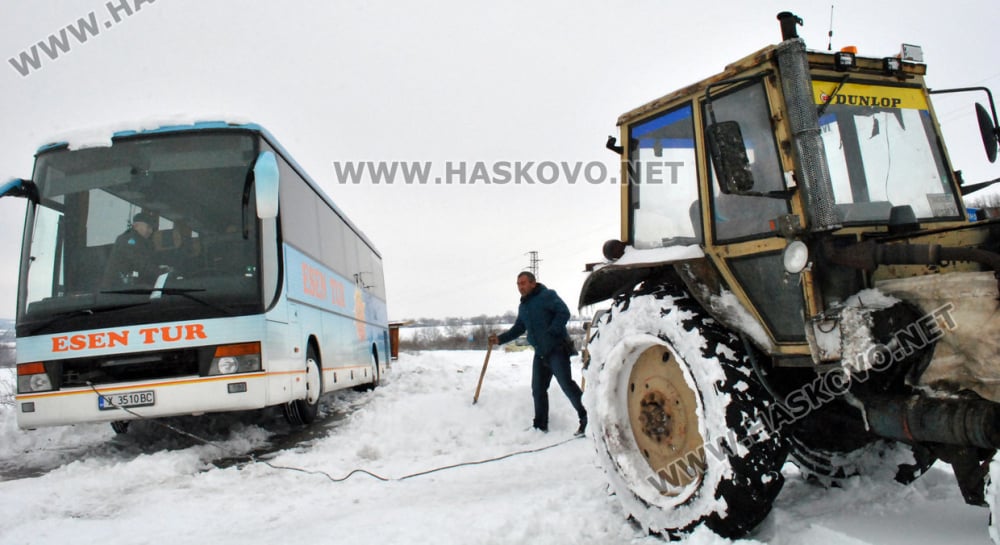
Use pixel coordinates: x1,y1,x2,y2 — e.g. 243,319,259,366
526,250,540,279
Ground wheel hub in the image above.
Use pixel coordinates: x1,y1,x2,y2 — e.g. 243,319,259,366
305,357,321,404
638,391,673,442
627,345,705,494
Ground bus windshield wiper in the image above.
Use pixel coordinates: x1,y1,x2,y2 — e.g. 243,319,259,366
101,288,236,316
25,302,151,335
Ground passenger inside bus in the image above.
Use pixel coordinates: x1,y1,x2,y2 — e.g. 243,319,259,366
201,224,253,276
153,220,201,270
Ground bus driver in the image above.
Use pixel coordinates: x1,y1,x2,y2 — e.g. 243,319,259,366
102,212,162,287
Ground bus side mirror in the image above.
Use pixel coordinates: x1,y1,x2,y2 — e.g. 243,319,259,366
0,178,39,204
977,102,999,163
707,121,755,194
254,151,280,219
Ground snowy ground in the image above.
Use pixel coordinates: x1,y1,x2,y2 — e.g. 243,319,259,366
0,350,993,545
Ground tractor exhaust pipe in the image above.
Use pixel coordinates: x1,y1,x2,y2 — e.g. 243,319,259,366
774,13,841,233
864,395,1000,449
777,11,802,40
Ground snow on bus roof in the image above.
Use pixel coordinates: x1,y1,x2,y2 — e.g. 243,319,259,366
32,117,383,256
34,115,257,153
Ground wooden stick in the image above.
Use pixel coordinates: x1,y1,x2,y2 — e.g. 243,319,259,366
473,343,493,404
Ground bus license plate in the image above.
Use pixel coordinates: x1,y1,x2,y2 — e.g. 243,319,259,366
98,390,155,411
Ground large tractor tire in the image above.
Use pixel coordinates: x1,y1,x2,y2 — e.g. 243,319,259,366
788,435,934,486
585,282,787,539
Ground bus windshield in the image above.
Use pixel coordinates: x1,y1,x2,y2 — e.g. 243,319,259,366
21,131,263,334
815,80,962,224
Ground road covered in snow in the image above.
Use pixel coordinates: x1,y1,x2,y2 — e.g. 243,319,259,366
0,350,993,544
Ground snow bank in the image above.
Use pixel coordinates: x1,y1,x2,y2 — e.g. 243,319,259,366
0,352,992,544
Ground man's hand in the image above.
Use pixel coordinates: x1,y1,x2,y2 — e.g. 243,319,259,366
488,334,499,346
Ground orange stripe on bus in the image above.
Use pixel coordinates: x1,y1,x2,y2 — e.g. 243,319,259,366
16,364,372,400
15,372,280,400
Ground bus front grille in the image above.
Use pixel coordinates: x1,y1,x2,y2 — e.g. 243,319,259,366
57,348,204,387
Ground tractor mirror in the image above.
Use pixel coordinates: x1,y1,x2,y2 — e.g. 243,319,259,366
707,121,755,194
976,103,998,163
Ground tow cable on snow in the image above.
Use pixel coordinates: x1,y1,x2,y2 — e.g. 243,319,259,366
257,435,583,483
87,382,584,482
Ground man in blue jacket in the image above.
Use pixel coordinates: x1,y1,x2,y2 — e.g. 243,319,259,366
489,272,587,436
102,212,159,288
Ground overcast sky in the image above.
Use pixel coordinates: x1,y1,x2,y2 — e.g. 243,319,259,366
1,0,998,321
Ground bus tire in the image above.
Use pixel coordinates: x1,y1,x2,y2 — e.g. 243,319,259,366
110,420,130,434
355,347,380,392
284,345,321,426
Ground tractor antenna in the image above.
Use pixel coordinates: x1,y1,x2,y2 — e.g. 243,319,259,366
827,5,835,51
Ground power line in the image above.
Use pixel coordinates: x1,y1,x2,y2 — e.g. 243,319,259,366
525,250,540,279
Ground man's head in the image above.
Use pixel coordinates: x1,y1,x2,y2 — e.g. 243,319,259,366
131,213,155,238
516,271,537,297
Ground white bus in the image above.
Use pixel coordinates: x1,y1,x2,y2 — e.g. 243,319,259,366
2,121,389,430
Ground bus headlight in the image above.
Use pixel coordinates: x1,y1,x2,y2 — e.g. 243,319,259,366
217,357,239,374
208,342,262,376
17,362,54,393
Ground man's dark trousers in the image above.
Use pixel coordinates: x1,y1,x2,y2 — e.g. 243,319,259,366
531,347,586,431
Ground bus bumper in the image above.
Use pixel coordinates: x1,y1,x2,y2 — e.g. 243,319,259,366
14,372,271,429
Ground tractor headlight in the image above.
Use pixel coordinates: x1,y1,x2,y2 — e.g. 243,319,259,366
783,240,810,274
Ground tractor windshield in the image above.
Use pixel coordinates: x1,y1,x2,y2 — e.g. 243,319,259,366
815,80,961,223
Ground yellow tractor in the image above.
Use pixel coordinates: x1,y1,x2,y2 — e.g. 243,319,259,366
581,11,1000,540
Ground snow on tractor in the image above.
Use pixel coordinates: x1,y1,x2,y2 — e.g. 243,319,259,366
579,11,1000,541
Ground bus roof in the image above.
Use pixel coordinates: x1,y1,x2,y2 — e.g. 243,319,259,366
34,120,382,257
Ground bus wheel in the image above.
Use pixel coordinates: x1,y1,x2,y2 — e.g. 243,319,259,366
284,347,321,426
355,348,380,392
110,420,130,434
